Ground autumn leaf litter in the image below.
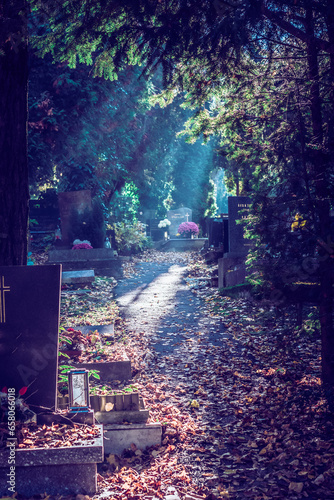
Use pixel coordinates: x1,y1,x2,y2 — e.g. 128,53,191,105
9,250,334,500
91,250,334,500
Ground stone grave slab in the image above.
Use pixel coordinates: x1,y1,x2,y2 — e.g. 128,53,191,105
0,425,103,496
48,248,123,278
79,324,115,337
61,289,90,296
0,265,61,412
167,207,192,236
74,359,131,382
72,325,128,382
62,269,95,284
94,409,149,424
147,218,164,241
103,422,162,455
161,238,207,251
49,248,117,263
218,254,246,288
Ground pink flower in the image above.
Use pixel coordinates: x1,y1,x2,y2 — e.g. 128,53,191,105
178,222,199,235
72,243,93,250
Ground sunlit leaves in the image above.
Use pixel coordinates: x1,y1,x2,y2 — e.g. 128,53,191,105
60,276,118,327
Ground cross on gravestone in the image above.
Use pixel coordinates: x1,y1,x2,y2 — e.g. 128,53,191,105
167,207,192,236
0,265,61,412
0,276,10,323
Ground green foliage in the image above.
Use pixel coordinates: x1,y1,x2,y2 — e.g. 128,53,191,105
299,309,321,337
172,38,334,301
22,0,334,403
28,53,151,203
114,221,151,255
109,182,140,224
58,160,95,193
28,9,228,222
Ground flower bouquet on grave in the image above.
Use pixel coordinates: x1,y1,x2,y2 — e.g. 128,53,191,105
0,387,36,425
158,219,171,229
72,239,93,250
178,222,199,238
158,219,171,240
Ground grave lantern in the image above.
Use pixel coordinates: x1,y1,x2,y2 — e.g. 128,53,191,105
68,369,90,412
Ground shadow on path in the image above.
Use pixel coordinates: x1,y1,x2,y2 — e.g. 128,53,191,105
114,261,226,358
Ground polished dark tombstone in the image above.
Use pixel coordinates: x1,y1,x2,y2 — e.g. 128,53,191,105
58,189,92,246
147,219,164,241
0,265,61,412
218,197,252,287
227,196,252,254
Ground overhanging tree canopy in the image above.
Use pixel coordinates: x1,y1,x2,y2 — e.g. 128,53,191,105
30,0,334,403
3,0,334,403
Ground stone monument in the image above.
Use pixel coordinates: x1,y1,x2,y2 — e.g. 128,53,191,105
227,196,252,254
167,207,192,237
58,190,92,246
0,265,61,411
218,196,252,288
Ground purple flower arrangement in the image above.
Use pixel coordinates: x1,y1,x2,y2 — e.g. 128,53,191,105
178,221,199,237
72,239,93,249
72,243,93,250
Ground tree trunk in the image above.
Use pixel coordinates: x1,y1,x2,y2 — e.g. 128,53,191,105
0,0,29,266
305,4,334,408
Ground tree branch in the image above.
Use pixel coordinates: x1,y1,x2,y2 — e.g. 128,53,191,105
262,3,333,54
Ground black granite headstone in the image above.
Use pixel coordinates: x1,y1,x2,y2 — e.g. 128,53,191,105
146,219,164,241
228,196,252,254
208,217,228,248
0,265,61,411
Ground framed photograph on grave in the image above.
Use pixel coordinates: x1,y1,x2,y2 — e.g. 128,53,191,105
0,265,61,412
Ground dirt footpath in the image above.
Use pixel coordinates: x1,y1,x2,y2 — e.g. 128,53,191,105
98,251,334,500
115,257,226,357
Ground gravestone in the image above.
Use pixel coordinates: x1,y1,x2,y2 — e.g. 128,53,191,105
0,265,61,412
167,207,192,236
143,209,156,221
58,190,92,246
208,215,228,249
147,218,163,241
218,197,252,287
227,196,252,254
29,199,60,245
